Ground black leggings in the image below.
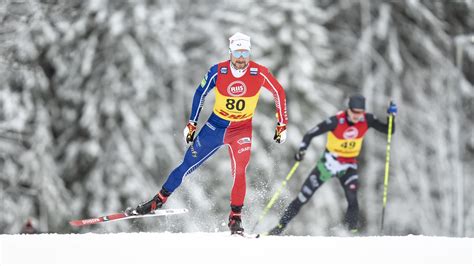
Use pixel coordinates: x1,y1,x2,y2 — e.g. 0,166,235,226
277,163,359,230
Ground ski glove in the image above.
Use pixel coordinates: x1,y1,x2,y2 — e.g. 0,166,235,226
183,121,197,144
273,123,287,144
387,102,398,116
294,148,306,161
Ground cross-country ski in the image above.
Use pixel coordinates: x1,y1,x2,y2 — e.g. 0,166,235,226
69,208,189,227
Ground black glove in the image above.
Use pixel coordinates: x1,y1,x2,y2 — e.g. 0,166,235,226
294,148,306,161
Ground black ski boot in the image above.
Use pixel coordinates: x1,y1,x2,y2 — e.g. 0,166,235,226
268,223,286,236
228,205,244,235
127,189,170,215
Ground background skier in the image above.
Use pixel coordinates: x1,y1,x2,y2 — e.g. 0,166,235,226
268,94,397,235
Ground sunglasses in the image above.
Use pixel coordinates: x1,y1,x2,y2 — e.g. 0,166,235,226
350,108,365,114
231,50,250,58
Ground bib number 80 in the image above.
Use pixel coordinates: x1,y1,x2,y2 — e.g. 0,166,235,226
226,99,246,111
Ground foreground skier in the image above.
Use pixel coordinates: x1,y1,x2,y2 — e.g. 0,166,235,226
128,32,288,235
268,94,397,235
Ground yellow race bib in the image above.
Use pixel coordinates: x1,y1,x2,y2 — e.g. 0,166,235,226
213,89,260,121
326,132,364,158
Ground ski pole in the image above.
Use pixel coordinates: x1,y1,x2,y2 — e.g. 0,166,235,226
380,110,394,233
252,161,300,232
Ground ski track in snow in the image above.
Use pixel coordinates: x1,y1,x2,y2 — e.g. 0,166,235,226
0,232,473,265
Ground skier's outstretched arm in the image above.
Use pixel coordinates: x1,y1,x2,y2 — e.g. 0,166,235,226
189,65,218,123
184,65,218,144
260,68,288,125
366,113,395,134
260,68,288,143
366,102,398,134
295,116,337,161
300,116,338,149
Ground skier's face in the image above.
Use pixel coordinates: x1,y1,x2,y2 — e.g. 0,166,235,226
230,49,250,70
348,108,365,123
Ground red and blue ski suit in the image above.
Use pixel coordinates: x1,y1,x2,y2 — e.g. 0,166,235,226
162,60,288,206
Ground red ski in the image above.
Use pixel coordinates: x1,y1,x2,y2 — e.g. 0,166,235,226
69,208,189,227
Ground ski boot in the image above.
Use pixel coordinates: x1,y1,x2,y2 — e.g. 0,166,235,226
345,218,359,235
228,205,244,235
347,222,359,235
126,189,169,215
268,223,286,236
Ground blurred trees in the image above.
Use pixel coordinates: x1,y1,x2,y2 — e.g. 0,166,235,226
0,0,472,236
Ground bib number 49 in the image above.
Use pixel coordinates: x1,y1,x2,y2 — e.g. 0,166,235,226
226,99,246,111
341,141,356,149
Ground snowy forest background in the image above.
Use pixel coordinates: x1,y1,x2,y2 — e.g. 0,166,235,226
0,0,473,237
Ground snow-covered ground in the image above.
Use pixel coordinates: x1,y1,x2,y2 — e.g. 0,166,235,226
0,232,472,265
